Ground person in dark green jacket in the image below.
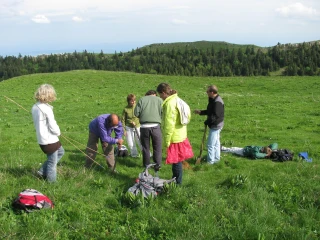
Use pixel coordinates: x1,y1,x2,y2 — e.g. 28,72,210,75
221,143,278,159
134,90,163,170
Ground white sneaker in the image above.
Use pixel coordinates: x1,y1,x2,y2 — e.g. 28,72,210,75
131,154,140,158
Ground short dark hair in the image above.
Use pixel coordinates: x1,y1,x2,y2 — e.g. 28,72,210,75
145,90,157,96
207,85,218,94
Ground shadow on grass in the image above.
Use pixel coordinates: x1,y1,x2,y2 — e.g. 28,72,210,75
2,166,34,178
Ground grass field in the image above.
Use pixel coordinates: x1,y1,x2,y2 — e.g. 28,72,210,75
0,70,319,239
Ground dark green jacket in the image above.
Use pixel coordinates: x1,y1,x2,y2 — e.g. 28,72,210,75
134,96,163,124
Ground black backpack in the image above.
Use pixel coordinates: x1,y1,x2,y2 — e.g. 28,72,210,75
270,149,294,162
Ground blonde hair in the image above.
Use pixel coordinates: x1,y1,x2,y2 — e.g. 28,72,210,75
34,84,57,103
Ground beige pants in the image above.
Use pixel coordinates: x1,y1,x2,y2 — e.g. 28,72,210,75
85,132,115,168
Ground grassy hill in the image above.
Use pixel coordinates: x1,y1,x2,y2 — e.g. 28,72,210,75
0,70,319,239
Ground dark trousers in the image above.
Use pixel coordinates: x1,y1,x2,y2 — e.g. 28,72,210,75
140,125,162,167
172,162,183,184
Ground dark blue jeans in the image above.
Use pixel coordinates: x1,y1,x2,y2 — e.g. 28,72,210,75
140,125,162,167
172,162,183,184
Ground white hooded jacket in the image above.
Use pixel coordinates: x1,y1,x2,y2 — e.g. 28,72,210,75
31,102,60,145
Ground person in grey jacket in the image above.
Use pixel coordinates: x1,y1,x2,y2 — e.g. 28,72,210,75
134,90,163,170
194,85,224,164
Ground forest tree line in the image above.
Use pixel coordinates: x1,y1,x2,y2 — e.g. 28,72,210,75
0,42,320,81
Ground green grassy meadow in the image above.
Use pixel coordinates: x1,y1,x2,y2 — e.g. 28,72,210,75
0,70,319,239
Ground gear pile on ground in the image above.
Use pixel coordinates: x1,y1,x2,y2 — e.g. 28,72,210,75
128,164,176,198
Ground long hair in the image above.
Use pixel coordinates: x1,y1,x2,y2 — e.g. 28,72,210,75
34,84,57,103
156,83,177,95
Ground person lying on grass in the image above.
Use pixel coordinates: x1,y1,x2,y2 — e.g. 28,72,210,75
221,143,278,159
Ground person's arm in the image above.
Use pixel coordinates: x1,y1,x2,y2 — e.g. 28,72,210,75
114,121,123,141
46,107,61,136
194,109,206,115
121,108,127,136
134,99,141,118
254,152,268,159
163,103,176,148
199,110,207,115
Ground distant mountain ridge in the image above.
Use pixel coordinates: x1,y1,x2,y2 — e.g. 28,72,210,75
137,40,320,53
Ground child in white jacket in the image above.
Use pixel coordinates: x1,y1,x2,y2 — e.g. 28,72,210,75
31,84,64,182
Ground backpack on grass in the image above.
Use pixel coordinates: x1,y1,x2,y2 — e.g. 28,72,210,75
12,189,54,212
270,149,294,162
114,145,129,157
127,164,176,198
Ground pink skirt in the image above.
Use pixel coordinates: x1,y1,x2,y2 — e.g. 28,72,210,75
166,138,194,164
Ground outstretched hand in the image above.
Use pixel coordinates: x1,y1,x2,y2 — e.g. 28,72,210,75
194,110,201,114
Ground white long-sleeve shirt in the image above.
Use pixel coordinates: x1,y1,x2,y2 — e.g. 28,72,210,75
31,102,60,145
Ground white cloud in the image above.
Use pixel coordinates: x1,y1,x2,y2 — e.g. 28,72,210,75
31,14,50,23
170,6,191,10
72,16,85,22
275,2,318,19
1,0,320,55
171,18,187,25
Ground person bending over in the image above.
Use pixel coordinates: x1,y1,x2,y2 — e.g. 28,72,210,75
85,114,123,170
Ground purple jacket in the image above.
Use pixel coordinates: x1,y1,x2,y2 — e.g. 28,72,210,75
89,114,123,144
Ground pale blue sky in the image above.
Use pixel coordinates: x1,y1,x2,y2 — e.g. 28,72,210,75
0,0,319,56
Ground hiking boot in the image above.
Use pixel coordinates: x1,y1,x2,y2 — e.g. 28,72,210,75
154,164,161,172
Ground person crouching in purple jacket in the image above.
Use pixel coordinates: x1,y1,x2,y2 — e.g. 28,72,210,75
85,114,124,170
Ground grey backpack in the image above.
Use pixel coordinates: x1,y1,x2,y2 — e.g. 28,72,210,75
128,164,176,198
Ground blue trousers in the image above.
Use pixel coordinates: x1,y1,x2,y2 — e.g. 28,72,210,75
39,146,65,182
207,128,222,164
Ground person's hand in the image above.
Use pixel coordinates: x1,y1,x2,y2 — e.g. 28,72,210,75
131,121,136,126
117,139,124,145
124,131,127,137
194,110,201,114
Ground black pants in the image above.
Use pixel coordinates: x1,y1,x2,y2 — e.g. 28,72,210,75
172,162,183,184
140,125,162,167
